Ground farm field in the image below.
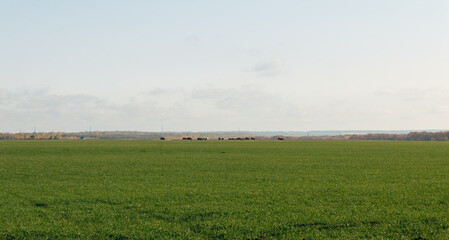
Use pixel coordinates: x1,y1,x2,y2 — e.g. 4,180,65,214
1,140,449,239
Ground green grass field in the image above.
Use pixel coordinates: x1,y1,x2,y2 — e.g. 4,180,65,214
1,140,449,239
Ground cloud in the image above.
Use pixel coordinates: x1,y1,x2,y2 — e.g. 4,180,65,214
143,88,184,96
190,86,307,121
375,88,397,95
0,89,125,132
0,90,9,102
435,105,449,114
6,84,449,132
374,86,449,102
0,86,310,132
185,34,200,46
251,59,285,76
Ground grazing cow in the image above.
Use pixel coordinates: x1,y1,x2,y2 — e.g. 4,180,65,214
160,137,165,141
278,137,285,140
251,137,256,140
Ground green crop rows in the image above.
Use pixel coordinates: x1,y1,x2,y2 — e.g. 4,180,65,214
1,140,449,239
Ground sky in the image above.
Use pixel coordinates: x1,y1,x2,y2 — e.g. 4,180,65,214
1,1,449,132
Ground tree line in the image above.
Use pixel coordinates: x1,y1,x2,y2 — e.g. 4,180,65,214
290,131,449,141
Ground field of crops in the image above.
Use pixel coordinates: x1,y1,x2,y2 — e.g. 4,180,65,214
1,140,449,239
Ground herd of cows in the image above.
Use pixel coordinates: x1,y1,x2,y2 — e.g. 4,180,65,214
160,137,286,141
180,137,256,141
227,137,256,140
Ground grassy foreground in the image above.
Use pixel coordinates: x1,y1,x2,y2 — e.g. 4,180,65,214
1,140,449,239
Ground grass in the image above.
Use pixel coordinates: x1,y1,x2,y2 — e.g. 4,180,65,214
1,140,449,239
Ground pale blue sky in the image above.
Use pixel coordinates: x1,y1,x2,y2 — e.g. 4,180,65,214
1,1,449,132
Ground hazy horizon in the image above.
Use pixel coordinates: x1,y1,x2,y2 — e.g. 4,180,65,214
2,1,449,132
4,129,449,136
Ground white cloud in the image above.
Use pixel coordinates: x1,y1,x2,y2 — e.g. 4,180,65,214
0,87,310,132
3,84,449,132
374,86,449,102
143,88,185,96
251,59,285,76
0,89,126,132
375,88,397,95
185,34,200,46
0,90,9,102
